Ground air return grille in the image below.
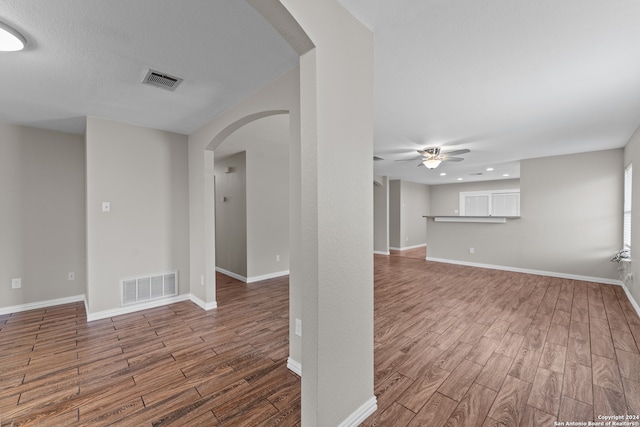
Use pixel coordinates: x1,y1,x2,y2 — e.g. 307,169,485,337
142,69,183,91
121,271,178,306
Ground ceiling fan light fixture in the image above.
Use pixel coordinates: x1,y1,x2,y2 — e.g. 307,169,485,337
423,158,442,169
0,22,26,52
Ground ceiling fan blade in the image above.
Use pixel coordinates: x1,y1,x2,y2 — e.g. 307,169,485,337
442,149,470,156
395,155,423,162
442,157,464,162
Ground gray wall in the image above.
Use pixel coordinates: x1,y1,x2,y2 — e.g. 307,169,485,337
86,117,190,314
388,179,430,249
427,149,623,281
401,180,430,248
373,176,389,254
246,148,289,278
214,152,248,277
389,180,401,248
0,124,86,310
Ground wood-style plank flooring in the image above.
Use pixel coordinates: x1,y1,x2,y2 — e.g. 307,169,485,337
0,274,299,426
364,255,640,426
1,255,640,426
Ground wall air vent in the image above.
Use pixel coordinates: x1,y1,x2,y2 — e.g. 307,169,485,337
142,69,183,91
121,271,178,306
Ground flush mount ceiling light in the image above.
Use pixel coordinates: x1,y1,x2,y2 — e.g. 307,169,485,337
0,22,26,52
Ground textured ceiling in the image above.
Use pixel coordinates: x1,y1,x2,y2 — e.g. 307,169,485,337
2,1,640,185
339,0,640,184
0,0,298,135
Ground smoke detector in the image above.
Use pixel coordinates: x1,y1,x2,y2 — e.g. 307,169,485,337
142,69,183,91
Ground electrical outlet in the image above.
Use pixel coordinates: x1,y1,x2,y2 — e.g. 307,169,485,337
469,247,475,254
102,202,111,212
11,278,21,289
295,319,302,337
276,254,280,262
201,274,205,286
68,272,76,281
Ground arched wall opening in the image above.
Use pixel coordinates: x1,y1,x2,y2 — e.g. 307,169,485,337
211,113,291,284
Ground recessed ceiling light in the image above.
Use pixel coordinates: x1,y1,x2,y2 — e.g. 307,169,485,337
0,22,26,52
486,167,494,171
440,172,446,176
503,173,510,177
457,177,463,181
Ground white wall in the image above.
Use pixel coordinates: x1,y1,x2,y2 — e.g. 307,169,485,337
86,117,190,314
427,149,623,282
624,127,640,306
282,1,375,424
214,152,247,278
0,124,85,310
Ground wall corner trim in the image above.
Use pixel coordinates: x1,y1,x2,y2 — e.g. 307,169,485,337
287,357,301,376
337,396,378,427
190,294,218,311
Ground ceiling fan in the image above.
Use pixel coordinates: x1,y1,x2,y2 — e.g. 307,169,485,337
398,147,471,169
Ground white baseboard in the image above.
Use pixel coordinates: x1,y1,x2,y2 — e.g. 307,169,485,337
621,282,640,319
373,251,390,256
248,270,290,283
287,357,302,376
86,294,192,322
389,243,426,251
216,267,290,284
216,267,247,282
190,294,218,311
337,396,377,427
0,294,85,316
426,257,623,286
425,257,640,317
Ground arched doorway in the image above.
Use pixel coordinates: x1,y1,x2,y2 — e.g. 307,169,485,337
212,113,291,284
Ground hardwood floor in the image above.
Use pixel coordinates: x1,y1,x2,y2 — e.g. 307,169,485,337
1,256,639,426
0,274,299,426
389,246,426,259
364,255,640,426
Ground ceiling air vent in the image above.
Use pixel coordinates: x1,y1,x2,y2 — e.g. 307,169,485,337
142,69,183,91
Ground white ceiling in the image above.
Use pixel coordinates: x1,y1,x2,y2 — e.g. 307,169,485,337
339,0,640,184
0,0,297,135
2,1,640,185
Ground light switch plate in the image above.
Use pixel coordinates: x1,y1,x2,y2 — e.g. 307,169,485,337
102,202,111,212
